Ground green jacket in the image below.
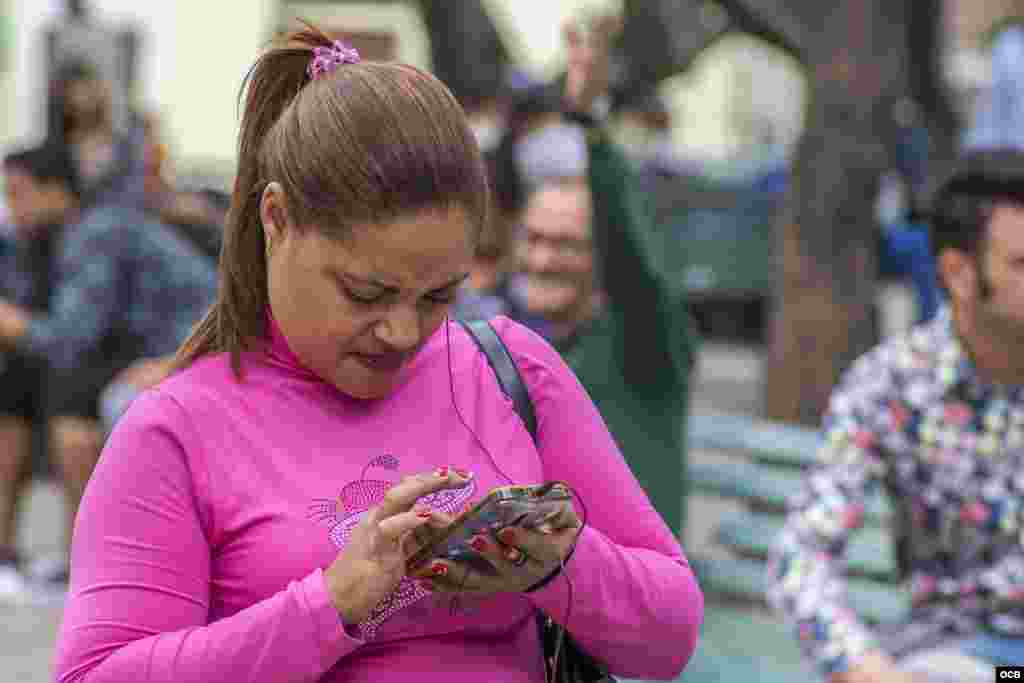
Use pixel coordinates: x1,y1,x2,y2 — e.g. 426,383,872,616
553,130,698,535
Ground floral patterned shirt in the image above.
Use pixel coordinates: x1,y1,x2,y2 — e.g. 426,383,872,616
767,306,1024,675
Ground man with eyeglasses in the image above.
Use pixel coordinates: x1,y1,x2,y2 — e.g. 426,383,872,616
457,19,698,536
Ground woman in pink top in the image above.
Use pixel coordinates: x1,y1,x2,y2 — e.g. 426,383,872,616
53,23,703,683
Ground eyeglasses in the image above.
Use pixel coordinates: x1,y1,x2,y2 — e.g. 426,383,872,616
519,227,592,258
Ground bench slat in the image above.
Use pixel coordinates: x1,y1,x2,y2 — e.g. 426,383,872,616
689,461,890,524
671,603,814,683
689,412,820,468
689,554,908,626
715,513,899,582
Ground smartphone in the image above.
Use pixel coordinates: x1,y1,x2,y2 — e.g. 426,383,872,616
407,482,572,575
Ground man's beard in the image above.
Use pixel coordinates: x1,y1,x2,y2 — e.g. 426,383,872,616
524,274,588,321
975,276,1024,348
979,303,1024,344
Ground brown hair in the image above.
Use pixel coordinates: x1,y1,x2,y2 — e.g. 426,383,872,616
175,23,489,376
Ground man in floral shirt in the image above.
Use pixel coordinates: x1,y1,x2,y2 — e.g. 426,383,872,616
768,148,1024,682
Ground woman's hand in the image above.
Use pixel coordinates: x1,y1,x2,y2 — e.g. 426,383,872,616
411,498,582,595
0,298,29,344
324,468,472,625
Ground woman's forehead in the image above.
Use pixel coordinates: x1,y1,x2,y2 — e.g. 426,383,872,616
312,207,475,287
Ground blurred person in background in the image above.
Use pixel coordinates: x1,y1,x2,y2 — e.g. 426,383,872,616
963,17,1024,151
451,148,520,321
48,60,146,211
0,141,216,595
767,149,1024,683
91,113,228,432
453,77,562,318
463,91,507,165
877,168,942,325
455,80,588,329
0,145,73,602
138,111,227,261
883,102,941,325
458,90,515,307
497,20,697,536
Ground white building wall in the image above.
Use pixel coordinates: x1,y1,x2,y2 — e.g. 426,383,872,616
4,0,272,175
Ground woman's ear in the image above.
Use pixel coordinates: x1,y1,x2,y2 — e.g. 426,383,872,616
260,181,290,249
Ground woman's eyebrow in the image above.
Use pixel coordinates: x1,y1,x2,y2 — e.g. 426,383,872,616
337,271,470,292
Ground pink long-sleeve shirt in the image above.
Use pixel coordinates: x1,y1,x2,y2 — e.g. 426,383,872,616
54,314,703,682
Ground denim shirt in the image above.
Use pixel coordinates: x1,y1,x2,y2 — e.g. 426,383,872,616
17,206,217,373
0,230,46,308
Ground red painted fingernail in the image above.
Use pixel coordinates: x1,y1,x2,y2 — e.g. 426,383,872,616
470,536,489,552
417,509,433,518
431,563,448,577
435,466,450,477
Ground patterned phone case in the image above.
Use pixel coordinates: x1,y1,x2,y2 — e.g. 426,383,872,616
408,483,572,575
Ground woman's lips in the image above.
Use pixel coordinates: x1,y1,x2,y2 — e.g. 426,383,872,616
353,352,406,372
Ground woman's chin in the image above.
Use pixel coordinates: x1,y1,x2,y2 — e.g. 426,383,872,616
330,359,400,400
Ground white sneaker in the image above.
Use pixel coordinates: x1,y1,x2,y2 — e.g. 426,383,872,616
25,552,70,605
0,562,32,606
25,552,68,581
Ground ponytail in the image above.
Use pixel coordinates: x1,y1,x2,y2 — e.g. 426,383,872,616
174,23,335,376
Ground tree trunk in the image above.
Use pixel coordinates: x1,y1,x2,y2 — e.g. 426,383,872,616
763,109,884,425
761,0,921,425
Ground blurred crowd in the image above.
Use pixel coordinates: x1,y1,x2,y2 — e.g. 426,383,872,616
0,54,226,600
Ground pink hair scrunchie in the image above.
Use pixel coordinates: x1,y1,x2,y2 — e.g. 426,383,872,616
307,39,361,80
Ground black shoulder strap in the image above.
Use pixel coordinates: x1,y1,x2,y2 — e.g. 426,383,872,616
457,319,538,443
460,320,614,681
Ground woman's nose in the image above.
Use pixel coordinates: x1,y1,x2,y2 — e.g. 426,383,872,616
374,304,422,351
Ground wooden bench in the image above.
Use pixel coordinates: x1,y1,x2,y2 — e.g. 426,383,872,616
677,411,910,682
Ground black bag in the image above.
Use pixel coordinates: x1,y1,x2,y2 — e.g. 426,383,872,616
458,319,616,683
